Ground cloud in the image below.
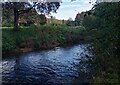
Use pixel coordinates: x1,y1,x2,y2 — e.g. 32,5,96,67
60,4,82,8
51,0,94,20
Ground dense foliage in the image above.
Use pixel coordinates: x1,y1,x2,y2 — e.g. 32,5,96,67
82,2,120,84
2,25,85,54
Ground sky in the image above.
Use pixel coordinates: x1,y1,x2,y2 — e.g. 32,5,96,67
50,0,95,20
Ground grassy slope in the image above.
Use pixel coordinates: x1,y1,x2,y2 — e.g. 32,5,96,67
2,25,86,55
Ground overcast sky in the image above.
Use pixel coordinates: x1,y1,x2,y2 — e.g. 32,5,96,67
50,0,95,20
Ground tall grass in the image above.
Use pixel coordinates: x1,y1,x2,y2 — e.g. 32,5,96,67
2,25,86,54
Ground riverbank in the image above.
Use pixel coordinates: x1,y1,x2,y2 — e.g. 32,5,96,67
2,25,87,56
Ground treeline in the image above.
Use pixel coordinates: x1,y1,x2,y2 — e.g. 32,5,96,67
82,2,120,84
2,8,66,27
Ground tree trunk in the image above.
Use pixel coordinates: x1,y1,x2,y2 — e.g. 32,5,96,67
13,3,19,31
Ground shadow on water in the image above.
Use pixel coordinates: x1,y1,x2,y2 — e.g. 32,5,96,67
1,44,90,85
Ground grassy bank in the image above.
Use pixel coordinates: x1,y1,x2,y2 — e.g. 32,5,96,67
2,25,87,55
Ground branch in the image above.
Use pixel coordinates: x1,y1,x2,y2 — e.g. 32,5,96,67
18,3,37,15
18,7,33,15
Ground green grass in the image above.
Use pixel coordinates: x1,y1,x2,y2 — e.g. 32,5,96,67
2,25,86,54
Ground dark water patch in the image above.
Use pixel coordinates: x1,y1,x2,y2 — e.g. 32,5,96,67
1,44,90,85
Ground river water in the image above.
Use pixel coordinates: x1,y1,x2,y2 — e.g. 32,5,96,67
1,44,89,85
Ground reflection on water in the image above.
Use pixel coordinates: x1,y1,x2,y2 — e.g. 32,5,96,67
1,44,89,85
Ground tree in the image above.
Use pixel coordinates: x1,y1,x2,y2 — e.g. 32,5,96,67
82,2,120,83
75,12,86,26
39,14,47,25
18,9,47,26
2,1,61,30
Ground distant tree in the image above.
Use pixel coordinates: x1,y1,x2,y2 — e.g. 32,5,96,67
75,13,84,26
68,17,73,21
66,17,73,26
62,20,65,24
39,14,47,25
2,1,61,30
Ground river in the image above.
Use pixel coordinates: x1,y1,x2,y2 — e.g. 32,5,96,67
1,44,90,85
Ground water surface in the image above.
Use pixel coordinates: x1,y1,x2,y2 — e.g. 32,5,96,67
1,44,89,85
